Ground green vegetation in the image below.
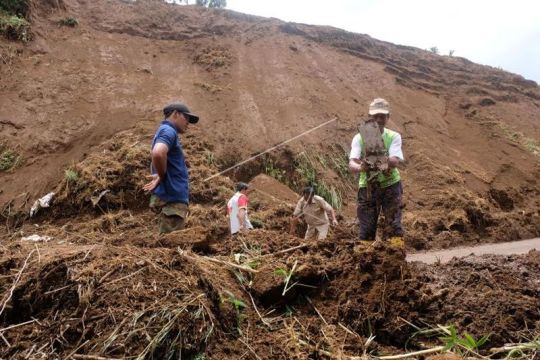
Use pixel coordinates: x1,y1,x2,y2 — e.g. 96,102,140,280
58,17,78,27
64,168,79,182
438,324,489,356
429,46,439,54
204,150,216,166
498,123,540,160
264,158,286,183
225,293,246,313
0,0,30,41
294,152,344,209
501,339,540,359
406,324,489,358
525,138,540,158
0,12,31,41
0,0,29,17
326,144,350,178
249,216,264,229
316,182,343,209
0,144,21,172
275,260,298,296
448,49,455,56
222,291,247,330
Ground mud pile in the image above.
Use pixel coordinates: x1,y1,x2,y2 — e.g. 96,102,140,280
1,0,539,250
0,132,538,359
1,0,540,358
2,227,539,358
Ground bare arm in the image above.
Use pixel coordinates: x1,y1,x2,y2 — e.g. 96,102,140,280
143,143,169,192
349,158,362,173
151,143,169,181
237,208,247,229
328,208,338,225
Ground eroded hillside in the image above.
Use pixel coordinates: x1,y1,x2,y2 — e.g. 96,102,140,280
0,2,540,358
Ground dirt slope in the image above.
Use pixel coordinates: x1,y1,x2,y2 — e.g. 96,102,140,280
0,124,538,358
1,0,539,249
0,3,540,357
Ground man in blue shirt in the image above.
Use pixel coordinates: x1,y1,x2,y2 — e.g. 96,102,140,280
143,102,199,233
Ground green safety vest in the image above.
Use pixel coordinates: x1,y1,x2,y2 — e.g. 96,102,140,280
357,128,401,188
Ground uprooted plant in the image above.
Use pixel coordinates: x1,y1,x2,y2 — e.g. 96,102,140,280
438,324,490,356
222,290,248,331
274,260,298,296
404,323,490,358
0,143,22,172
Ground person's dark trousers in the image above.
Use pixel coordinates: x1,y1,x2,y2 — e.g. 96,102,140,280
357,181,403,240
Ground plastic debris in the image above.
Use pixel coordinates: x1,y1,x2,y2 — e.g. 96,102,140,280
30,192,55,217
21,234,52,242
90,189,110,207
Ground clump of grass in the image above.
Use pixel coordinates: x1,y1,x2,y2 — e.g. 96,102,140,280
58,17,78,27
64,168,79,182
0,144,21,171
0,12,31,41
275,260,298,296
294,152,343,209
221,291,247,331
498,123,540,160
327,144,351,179
317,182,343,209
264,158,286,182
525,138,540,158
204,150,216,166
406,323,489,358
0,0,29,16
295,153,317,186
438,324,489,356
250,217,264,229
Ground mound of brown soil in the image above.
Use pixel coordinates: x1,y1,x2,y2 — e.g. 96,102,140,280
1,0,540,358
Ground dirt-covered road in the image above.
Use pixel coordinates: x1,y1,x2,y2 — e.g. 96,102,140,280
407,237,540,263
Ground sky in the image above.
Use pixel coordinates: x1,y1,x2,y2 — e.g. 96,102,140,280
225,0,540,83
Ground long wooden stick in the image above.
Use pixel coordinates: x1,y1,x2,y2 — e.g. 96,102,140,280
376,346,446,359
179,249,259,273
101,267,147,287
0,319,36,333
246,290,272,328
203,255,259,273
72,355,123,360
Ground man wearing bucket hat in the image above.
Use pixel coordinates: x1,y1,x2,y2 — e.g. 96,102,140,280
143,101,199,234
348,98,405,247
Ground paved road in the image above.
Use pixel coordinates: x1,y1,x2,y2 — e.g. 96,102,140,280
406,238,540,264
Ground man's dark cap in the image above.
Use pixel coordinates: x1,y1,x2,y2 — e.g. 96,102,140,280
236,182,249,192
303,186,315,195
163,102,199,124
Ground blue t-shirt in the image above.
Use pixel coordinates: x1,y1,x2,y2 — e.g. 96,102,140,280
151,121,189,204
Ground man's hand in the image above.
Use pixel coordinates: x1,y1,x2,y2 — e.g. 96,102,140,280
143,174,160,192
332,219,339,227
387,156,401,169
349,159,370,173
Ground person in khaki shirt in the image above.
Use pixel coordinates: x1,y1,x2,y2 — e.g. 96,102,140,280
291,187,339,240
